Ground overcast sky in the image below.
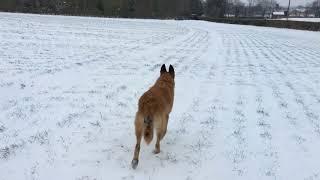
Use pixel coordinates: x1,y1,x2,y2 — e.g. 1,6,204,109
269,0,314,6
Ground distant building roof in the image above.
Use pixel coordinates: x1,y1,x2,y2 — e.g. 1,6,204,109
295,8,306,12
273,12,285,15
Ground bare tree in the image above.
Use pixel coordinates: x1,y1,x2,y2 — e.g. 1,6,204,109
247,0,256,16
255,0,278,18
312,0,320,17
205,0,227,17
190,0,203,15
286,0,291,19
256,0,269,17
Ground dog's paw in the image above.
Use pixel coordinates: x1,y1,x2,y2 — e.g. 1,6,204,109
131,159,139,169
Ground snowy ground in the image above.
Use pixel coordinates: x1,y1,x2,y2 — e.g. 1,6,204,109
279,18,320,22
1,12,320,180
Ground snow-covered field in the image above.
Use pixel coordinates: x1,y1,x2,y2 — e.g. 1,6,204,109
279,18,320,22
1,12,320,180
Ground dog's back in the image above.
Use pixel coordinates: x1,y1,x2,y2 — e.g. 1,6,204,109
132,64,175,169
138,72,175,119
138,69,174,143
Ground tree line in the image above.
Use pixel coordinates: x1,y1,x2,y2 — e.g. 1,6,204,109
0,0,319,18
0,0,203,18
205,0,320,18
310,0,320,17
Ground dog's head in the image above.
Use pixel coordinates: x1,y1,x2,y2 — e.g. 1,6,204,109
160,64,175,80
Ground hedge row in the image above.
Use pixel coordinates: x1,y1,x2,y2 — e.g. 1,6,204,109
199,17,320,31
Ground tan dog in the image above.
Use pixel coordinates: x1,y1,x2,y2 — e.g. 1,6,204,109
131,64,175,169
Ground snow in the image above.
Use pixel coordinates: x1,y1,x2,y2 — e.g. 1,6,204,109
1,12,320,180
279,18,320,22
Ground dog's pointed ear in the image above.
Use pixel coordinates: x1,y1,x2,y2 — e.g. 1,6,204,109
169,64,175,79
160,64,167,74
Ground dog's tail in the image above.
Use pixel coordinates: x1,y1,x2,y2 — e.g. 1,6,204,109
143,116,153,145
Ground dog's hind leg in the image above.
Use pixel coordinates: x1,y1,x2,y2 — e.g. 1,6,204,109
161,114,169,140
154,131,161,154
153,114,166,154
132,112,143,169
